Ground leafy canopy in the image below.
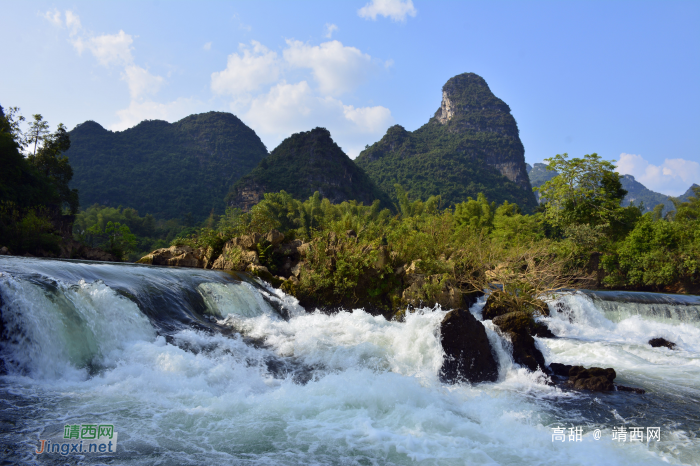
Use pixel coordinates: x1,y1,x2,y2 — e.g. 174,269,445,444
535,153,628,230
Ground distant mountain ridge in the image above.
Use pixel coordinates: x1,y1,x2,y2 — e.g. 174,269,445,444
227,127,392,211
526,163,698,213
355,73,538,211
66,112,267,222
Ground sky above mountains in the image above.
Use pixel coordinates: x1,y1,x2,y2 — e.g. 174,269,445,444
2,0,699,196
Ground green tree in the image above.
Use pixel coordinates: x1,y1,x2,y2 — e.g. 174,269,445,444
535,153,628,230
28,123,79,213
25,114,50,155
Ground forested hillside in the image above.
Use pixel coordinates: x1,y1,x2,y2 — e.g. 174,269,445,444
355,73,538,212
227,127,392,211
66,112,268,222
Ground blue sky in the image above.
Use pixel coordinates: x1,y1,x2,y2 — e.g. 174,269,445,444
2,0,699,195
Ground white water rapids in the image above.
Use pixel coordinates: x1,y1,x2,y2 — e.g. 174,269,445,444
0,257,698,465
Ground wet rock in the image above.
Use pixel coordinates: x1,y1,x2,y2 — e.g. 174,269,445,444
533,323,555,338
492,311,533,333
0,246,9,255
549,362,573,378
569,366,616,391
440,308,499,384
615,384,646,394
492,311,547,372
549,363,617,392
649,338,676,350
265,229,285,247
509,332,547,373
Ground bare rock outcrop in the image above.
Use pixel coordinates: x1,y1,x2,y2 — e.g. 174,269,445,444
137,245,205,268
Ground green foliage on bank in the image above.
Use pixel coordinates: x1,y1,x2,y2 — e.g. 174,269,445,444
73,204,191,261
0,106,79,255
65,112,268,223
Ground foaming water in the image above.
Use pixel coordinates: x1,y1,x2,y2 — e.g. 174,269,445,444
0,257,697,465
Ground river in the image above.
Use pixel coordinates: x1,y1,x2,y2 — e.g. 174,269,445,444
1,256,698,465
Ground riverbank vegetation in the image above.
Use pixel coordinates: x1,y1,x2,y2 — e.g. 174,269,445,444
0,106,79,255
170,152,699,317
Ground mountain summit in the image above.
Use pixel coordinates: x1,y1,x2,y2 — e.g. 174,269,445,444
227,128,392,210
355,73,537,210
66,112,267,221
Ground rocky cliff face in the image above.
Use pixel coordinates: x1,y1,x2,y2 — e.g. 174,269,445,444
356,73,537,211
227,128,392,210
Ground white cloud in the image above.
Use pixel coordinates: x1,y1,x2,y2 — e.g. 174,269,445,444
283,40,375,95
324,23,338,39
211,41,281,96
65,10,81,33
44,10,174,131
83,30,134,67
616,153,700,196
42,9,62,27
110,98,204,131
244,81,393,157
358,0,417,21
343,105,393,133
122,65,164,99
203,42,212,51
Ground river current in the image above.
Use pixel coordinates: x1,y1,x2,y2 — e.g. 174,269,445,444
0,256,698,465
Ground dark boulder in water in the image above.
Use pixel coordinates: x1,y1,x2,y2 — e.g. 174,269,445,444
649,338,676,350
549,363,621,392
440,308,499,384
492,312,549,372
568,366,616,391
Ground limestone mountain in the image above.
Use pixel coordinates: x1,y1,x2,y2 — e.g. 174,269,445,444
66,112,268,222
355,73,537,211
227,127,392,210
526,163,557,203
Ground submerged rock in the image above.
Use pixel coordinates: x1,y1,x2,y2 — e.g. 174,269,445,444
616,384,646,394
440,308,499,384
649,337,676,350
569,366,616,391
549,363,635,392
